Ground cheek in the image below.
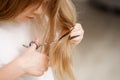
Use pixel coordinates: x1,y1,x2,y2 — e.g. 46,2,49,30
22,10,32,16
14,14,24,20
14,13,30,22
22,7,36,16
20,11,34,19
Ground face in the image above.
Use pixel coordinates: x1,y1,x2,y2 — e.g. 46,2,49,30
14,5,42,22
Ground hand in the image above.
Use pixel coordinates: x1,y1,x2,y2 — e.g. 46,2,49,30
70,23,84,45
16,38,49,76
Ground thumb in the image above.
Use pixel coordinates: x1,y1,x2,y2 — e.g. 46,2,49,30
29,37,40,50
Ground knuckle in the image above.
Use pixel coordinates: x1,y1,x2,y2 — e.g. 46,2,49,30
40,67,48,71
76,23,82,28
34,71,44,76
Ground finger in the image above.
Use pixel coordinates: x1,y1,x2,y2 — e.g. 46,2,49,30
70,35,80,40
70,40,81,45
35,36,40,44
70,31,82,37
28,43,37,51
71,36,83,41
73,24,84,34
72,28,84,33
40,67,48,71
72,26,84,33
71,28,84,35
70,36,83,44
29,37,40,50
39,53,49,65
32,71,44,76
74,23,82,30
26,68,44,76
39,52,49,59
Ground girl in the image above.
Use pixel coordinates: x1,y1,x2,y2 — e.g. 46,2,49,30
0,0,84,80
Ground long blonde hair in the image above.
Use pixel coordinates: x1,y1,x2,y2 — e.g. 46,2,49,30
42,0,77,80
0,0,77,80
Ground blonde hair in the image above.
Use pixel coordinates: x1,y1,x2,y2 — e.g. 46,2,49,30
0,0,77,80
41,0,77,80
0,0,43,20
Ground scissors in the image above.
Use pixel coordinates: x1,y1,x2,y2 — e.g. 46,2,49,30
23,27,80,49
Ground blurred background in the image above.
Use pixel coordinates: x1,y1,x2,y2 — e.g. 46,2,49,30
72,0,120,80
